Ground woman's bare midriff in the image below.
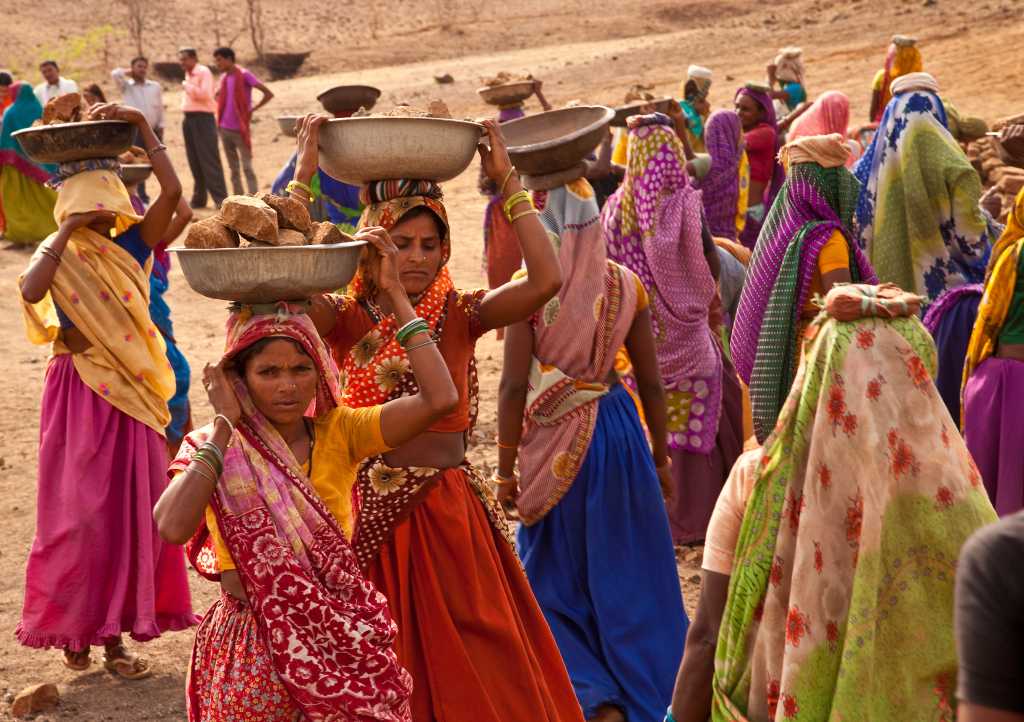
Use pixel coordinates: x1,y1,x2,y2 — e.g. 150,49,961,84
61,327,92,354
996,342,1024,361
383,430,466,469
220,570,248,604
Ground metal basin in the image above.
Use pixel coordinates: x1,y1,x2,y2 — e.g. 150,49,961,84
316,85,382,116
169,241,366,303
276,115,301,137
477,81,535,107
318,116,485,185
610,98,676,127
502,106,614,176
120,163,152,187
12,120,134,164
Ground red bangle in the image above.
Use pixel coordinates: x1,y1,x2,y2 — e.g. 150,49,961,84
496,439,517,450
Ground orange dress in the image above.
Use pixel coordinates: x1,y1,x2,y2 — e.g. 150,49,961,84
327,291,585,722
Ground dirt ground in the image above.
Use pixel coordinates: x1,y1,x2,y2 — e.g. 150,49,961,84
2,0,1022,718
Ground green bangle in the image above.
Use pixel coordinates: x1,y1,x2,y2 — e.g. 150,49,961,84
396,319,430,346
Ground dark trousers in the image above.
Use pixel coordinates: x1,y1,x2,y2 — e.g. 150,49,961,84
182,112,228,207
133,126,163,204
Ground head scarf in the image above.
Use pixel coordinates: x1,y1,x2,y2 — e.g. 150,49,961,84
735,85,786,209
875,36,924,121
713,284,996,722
787,91,859,168
19,169,171,434
779,133,851,170
696,110,747,240
342,181,456,411
683,65,713,100
515,179,639,524
962,187,1024,407
854,88,994,307
175,308,412,720
601,115,723,453
774,47,805,84
731,159,876,441
0,82,54,180
890,71,939,96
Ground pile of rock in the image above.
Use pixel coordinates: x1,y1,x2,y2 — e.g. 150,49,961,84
185,194,351,249
968,113,1024,223
36,93,88,125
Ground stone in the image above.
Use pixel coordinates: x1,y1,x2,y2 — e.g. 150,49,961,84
309,221,345,245
220,195,279,243
433,73,454,84
272,228,309,247
261,193,312,234
184,217,239,249
11,683,59,718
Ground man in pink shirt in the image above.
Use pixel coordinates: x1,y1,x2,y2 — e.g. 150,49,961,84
212,47,273,196
178,47,227,208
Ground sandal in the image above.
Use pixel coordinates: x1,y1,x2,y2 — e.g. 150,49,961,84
62,648,92,671
102,648,152,681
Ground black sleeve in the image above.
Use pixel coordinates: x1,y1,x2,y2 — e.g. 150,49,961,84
954,514,1024,714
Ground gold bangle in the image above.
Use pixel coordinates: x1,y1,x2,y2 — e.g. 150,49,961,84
510,208,540,223
495,439,516,450
499,167,518,196
503,190,532,221
190,459,217,484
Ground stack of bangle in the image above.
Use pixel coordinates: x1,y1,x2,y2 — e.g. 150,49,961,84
192,441,224,483
40,246,61,265
286,179,315,204
503,190,539,223
395,317,430,347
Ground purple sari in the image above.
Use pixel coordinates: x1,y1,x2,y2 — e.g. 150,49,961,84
696,110,744,240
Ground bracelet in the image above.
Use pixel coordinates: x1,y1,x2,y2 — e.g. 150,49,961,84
656,458,673,471
503,190,533,221
40,246,62,265
396,319,431,347
146,144,168,158
510,208,540,223
190,460,217,484
193,449,221,478
495,439,517,450
213,414,235,438
404,338,437,353
200,440,224,468
395,317,427,341
492,471,517,484
286,179,315,203
664,707,677,722
499,167,518,196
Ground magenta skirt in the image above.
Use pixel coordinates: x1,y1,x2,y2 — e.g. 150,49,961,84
963,356,1024,517
16,354,198,651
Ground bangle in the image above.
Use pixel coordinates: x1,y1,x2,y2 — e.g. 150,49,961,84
145,144,168,158
664,707,678,722
191,460,217,484
396,318,431,347
656,458,672,471
503,190,532,221
510,208,540,223
193,450,221,478
213,414,235,438
200,440,224,468
192,455,220,483
40,246,62,265
499,167,518,196
395,317,426,340
404,338,437,353
286,179,315,203
493,471,517,484
495,439,517,450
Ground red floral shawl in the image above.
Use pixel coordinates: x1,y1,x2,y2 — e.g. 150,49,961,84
174,306,411,721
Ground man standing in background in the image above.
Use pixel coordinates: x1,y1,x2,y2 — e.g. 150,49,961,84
34,61,78,105
178,47,227,209
111,57,164,204
212,46,273,196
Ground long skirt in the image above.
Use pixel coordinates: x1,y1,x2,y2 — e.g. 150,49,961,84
924,285,982,421
187,592,301,721
0,164,57,245
667,353,746,544
518,384,688,721
367,467,584,722
963,356,1024,516
16,354,197,651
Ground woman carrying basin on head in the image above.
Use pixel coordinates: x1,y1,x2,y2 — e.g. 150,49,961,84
294,114,584,722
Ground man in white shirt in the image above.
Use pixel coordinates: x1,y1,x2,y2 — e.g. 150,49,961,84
112,56,165,202
34,61,79,105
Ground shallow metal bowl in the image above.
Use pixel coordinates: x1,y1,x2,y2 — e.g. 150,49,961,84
12,120,134,164
169,241,366,303
502,106,614,176
318,116,485,185
477,81,535,107
610,98,676,127
316,85,382,116
120,163,152,187
276,115,301,137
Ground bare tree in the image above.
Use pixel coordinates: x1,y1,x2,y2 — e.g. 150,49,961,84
211,6,245,49
245,0,266,61
119,0,149,57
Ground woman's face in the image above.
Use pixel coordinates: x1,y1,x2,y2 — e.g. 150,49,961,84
389,211,445,298
735,94,764,131
241,339,318,427
694,96,711,116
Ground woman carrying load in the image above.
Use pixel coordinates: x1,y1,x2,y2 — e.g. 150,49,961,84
869,35,923,123
295,115,584,722
155,223,462,719
0,82,58,244
16,102,197,678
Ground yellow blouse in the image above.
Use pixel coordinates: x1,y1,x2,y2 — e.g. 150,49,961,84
204,405,389,571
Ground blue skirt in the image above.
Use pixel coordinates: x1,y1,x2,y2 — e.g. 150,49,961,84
927,286,982,421
518,384,688,721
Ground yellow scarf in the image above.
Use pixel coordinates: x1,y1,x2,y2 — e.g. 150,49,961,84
19,170,174,434
961,187,1024,425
